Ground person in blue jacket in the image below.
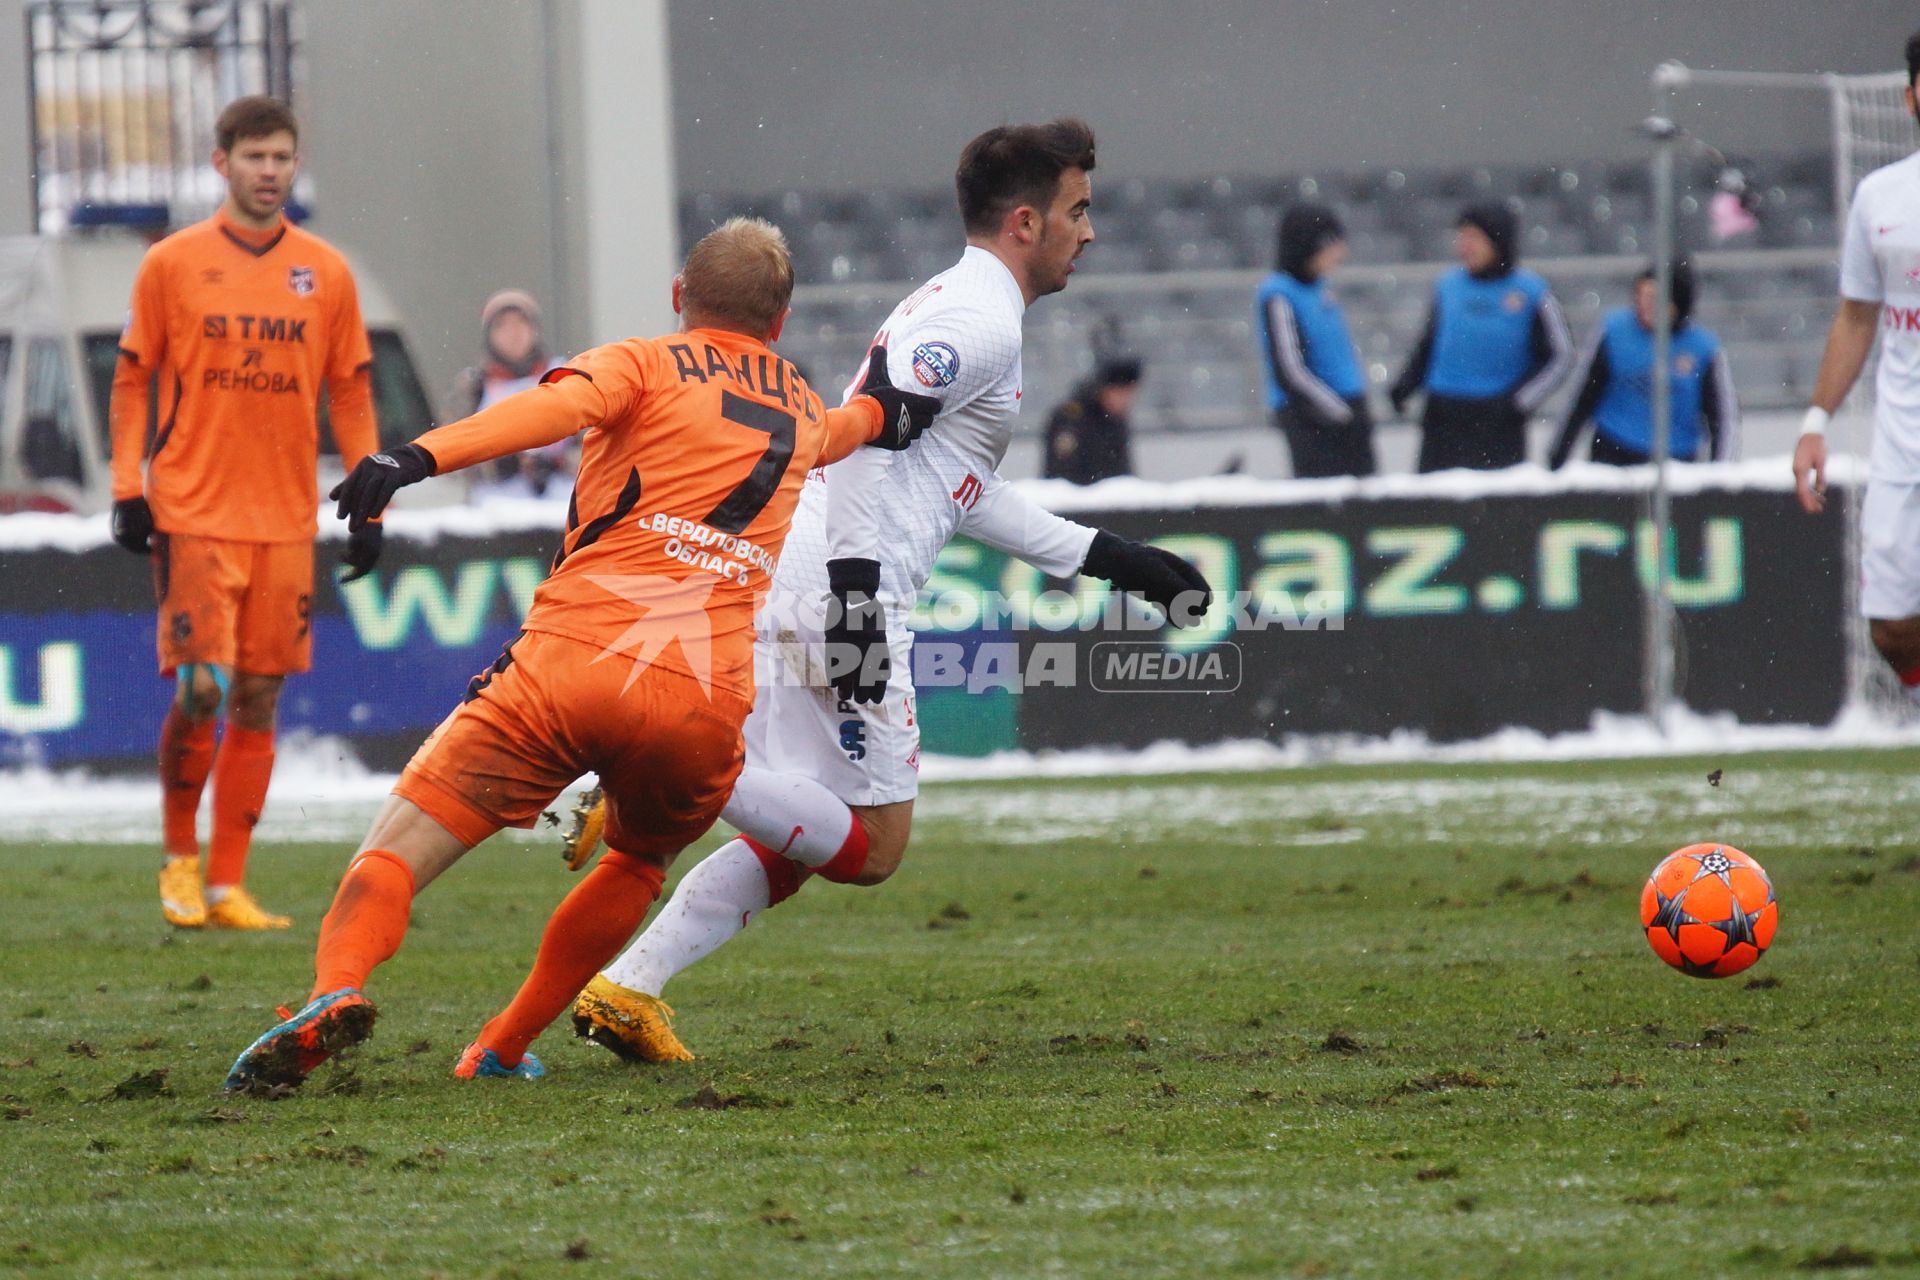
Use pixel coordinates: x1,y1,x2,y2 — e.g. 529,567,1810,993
1390,201,1574,471
1256,202,1375,477
1547,259,1740,468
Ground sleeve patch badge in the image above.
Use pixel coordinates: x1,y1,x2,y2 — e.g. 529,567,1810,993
912,341,960,388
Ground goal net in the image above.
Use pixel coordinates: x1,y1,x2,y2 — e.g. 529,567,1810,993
1831,72,1915,715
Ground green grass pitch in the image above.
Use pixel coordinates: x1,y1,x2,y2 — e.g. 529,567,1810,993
3,749,1919,1277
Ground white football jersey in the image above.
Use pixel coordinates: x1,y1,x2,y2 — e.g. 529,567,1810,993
1843,151,1920,481
767,247,1087,616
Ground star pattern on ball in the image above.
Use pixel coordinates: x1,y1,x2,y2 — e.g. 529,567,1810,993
1693,848,1733,881
1710,892,1761,951
1647,887,1694,942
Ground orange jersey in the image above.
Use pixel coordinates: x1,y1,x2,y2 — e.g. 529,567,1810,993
110,212,377,543
412,327,883,699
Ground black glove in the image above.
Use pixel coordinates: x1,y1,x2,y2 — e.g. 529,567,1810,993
854,345,942,450
824,557,890,705
330,444,436,531
1081,530,1214,627
338,522,383,583
110,497,154,554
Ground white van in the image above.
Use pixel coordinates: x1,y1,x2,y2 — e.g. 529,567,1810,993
0,233,435,515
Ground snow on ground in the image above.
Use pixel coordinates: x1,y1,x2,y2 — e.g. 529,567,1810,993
3,705,1914,849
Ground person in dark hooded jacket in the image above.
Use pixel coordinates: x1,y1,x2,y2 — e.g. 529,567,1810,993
1044,356,1142,485
1390,202,1574,471
1255,202,1376,477
1547,259,1739,467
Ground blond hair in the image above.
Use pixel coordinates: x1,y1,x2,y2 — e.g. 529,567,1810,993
679,217,794,336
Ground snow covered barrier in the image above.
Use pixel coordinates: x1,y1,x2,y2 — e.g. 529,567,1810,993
0,461,1851,768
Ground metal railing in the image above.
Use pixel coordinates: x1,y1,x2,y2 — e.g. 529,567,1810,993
26,0,302,233
784,245,1838,435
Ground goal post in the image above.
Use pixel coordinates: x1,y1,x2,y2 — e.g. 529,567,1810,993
1645,63,1914,730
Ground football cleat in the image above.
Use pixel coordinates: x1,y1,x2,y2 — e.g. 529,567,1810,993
452,1042,547,1080
571,974,695,1063
224,988,376,1093
560,785,607,872
159,857,207,929
205,886,292,930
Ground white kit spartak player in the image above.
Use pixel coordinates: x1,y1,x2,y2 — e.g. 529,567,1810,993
562,118,1213,1064
1794,29,1920,692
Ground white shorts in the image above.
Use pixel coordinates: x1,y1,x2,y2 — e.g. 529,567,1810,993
743,585,921,807
1860,480,1920,619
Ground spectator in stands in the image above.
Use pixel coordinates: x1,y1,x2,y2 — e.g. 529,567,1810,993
1547,260,1739,468
1390,202,1574,471
1256,202,1375,478
448,289,573,500
1043,356,1142,485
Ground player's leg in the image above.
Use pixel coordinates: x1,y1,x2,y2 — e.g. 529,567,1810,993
581,641,920,1061
460,667,748,1076
1858,481,1920,692
151,533,245,928
224,794,475,1094
204,540,313,928
226,632,582,1091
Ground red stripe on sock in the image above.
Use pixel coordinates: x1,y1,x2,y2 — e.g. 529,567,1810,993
815,813,871,884
745,837,812,904
1899,662,1920,688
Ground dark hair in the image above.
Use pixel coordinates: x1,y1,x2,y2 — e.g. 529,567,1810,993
216,96,299,152
1278,202,1346,280
1636,257,1696,326
955,118,1096,237
1908,29,1920,87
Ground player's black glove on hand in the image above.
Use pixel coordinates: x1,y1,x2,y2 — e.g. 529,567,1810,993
825,557,891,705
855,345,942,451
330,444,436,531
1081,529,1214,627
338,522,383,583
110,496,155,554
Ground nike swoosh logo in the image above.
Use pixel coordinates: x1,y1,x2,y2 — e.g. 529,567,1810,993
1880,224,1904,235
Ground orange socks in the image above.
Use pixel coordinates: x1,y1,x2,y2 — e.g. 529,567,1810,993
206,723,275,889
476,850,666,1065
311,849,417,1000
159,706,217,858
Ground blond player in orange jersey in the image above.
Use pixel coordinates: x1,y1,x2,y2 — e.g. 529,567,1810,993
108,96,382,932
224,217,940,1090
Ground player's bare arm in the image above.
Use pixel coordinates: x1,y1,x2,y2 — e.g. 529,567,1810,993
1794,299,1881,514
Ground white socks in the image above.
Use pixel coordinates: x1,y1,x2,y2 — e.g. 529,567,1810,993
601,838,773,995
721,766,856,868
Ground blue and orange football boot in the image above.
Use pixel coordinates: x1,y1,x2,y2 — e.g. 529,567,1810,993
452,1042,546,1080
224,988,376,1093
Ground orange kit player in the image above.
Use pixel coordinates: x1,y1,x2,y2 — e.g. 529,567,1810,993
108,96,382,932
224,218,939,1090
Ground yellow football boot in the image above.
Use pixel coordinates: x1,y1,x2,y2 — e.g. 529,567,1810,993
560,785,608,872
159,857,206,929
205,886,293,931
571,974,695,1062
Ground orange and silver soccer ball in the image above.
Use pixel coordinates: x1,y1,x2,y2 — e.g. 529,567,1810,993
1640,843,1777,978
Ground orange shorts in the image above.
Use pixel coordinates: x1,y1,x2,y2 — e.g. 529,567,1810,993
152,532,314,676
395,629,752,855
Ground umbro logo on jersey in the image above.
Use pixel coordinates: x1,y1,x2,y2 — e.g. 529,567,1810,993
1906,266,1920,286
